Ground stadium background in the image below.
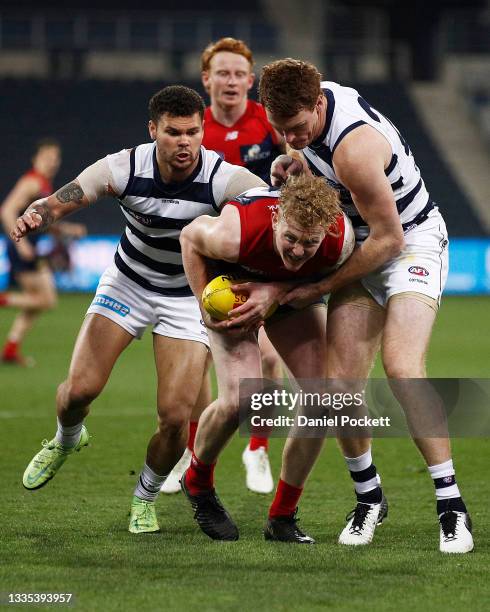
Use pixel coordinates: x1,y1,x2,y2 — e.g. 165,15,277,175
0,1,489,610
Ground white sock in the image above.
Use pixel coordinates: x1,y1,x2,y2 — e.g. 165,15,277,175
54,418,83,448
134,463,168,502
428,459,461,500
344,448,381,496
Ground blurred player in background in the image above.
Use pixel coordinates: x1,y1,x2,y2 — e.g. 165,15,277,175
162,38,286,496
14,86,266,535
257,58,473,553
0,139,85,366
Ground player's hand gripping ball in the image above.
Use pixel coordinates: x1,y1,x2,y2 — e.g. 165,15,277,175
202,275,278,321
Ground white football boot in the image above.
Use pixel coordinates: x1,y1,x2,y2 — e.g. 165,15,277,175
439,511,474,553
242,445,274,494
338,494,388,546
160,448,192,494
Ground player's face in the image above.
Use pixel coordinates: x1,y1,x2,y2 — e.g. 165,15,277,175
202,52,254,110
34,145,61,178
272,213,325,272
266,97,324,150
149,112,203,174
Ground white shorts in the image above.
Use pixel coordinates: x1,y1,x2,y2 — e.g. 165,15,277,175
86,264,209,346
361,209,449,307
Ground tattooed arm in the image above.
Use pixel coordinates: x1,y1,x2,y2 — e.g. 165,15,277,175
9,157,116,242
9,181,89,242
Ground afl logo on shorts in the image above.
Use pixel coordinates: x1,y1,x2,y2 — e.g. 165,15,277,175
408,266,429,277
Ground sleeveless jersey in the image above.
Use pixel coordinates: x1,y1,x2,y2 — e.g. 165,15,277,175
23,169,54,248
24,169,53,199
203,100,281,183
107,143,239,296
225,187,352,282
303,81,435,241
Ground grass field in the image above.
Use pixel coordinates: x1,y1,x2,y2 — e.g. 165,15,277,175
0,295,489,611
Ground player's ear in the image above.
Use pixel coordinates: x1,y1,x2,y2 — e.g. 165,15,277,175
202,71,210,93
271,210,278,228
247,72,255,91
148,120,156,140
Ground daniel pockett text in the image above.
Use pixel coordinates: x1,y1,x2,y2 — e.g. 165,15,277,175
238,378,490,438
248,389,391,433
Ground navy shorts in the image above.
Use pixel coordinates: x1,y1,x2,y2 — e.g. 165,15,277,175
7,235,42,277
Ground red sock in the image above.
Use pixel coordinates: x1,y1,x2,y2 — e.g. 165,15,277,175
269,479,303,518
184,452,215,495
0,293,8,307
187,421,198,452
2,340,19,360
249,436,269,451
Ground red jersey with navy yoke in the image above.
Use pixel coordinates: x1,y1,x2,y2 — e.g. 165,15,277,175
203,100,281,183
226,188,350,282
23,169,53,199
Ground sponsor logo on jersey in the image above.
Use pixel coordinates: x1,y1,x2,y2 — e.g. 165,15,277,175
125,208,155,226
225,131,239,141
92,294,130,317
160,199,180,205
408,266,429,277
243,144,270,163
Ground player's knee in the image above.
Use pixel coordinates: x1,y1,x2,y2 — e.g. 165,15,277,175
214,396,240,425
59,377,101,409
383,359,425,379
156,412,187,439
43,293,58,311
261,352,282,379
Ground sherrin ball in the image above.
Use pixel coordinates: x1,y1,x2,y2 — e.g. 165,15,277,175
201,275,278,321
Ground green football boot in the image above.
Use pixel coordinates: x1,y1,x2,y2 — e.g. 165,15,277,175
22,426,90,490
129,496,161,534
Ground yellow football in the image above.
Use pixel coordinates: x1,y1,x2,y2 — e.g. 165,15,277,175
201,275,278,321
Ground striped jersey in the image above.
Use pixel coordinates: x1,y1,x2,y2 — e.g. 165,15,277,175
303,81,434,241
106,143,245,296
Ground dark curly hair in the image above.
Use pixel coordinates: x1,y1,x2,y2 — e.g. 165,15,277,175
148,86,205,123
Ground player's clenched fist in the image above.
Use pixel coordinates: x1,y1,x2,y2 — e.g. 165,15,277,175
10,210,43,242
270,154,304,187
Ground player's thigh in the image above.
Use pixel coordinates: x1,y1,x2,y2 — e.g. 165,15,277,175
208,329,262,405
266,304,327,378
382,293,437,377
153,334,209,412
327,281,385,378
67,313,134,393
16,266,56,299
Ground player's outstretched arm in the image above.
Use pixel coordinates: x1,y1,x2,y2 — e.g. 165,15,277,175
9,181,89,242
9,157,114,243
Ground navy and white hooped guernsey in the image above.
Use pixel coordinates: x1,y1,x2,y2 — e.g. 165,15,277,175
303,81,435,241
106,143,236,296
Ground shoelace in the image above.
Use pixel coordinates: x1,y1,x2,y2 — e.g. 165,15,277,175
440,511,459,541
192,491,225,519
346,503,371,533
256,451,268,475
134,500,154,523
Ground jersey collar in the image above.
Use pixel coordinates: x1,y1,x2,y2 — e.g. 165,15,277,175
152,144,203,194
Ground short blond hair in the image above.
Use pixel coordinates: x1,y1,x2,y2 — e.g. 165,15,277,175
279,174,341,232
201,37,254,72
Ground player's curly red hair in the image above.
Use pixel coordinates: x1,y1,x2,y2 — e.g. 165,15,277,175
279,174,341,233
201,37,254,72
